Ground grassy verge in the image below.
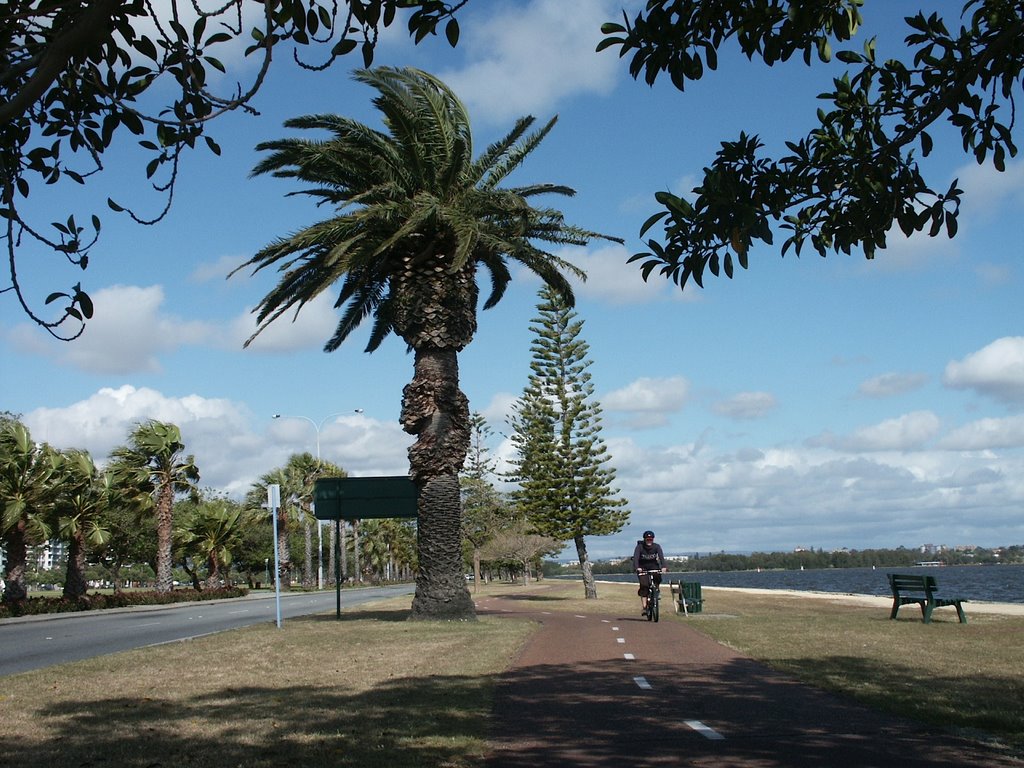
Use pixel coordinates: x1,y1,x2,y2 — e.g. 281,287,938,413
679,586,1024,754
0,586,535,768
2,581,1021,765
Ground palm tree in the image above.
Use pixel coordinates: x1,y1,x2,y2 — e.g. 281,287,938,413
93,464,155,592
55,450,111,599
0,421,60,602
285,452,324,589
246,468,290,589
233,66,619,620
110,421,200,592
176,499,249,589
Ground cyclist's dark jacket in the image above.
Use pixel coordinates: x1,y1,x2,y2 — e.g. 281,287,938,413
632,540,665,572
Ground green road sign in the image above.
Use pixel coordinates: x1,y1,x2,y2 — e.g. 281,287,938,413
314,476,418,520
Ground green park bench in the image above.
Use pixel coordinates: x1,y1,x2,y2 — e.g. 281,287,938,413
669,580,704,615
887,573,968,624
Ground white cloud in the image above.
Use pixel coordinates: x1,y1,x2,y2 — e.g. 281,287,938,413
603,376,689,428
26,385,248,463
857,372,928,399
225,292,341,353
190,255,246,284
23,386,409,498
476,392,519,425
810,411,942,452
7,285,210,375
712,391,778,420
939,415,1024,451
437,0,623,125
592,431,1024,558
943,336,1024,406
956,159,1024,220
572,243,681,305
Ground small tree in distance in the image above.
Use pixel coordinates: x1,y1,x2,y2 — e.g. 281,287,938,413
508,286,630,599
460,413,513,588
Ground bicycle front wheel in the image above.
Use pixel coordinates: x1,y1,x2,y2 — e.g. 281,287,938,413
652,595,660,622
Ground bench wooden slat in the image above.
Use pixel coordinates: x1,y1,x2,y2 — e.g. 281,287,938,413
887,573,967,624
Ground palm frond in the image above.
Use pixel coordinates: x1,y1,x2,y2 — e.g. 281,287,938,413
240,66,616,353
474,251,512,310
479,116,558,190
469,116,536,187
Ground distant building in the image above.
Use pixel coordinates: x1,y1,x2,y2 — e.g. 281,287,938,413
36,539,67,571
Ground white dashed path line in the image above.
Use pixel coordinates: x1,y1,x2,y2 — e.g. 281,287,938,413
621,638,727,742
686,720,726,740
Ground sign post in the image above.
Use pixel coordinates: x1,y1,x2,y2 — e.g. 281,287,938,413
268,483,282,628
314,476,418,619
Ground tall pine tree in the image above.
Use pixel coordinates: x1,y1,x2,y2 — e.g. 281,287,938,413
508,287,630,598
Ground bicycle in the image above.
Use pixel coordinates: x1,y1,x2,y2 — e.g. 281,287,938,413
640,569,662,622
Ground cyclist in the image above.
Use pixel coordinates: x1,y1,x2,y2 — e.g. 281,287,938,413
633,530,667,616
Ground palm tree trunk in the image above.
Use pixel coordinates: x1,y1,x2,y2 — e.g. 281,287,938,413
155,485,174,592
403,347,475,620
354,520,361,583
204,552,222,590
277,506,291,590
340,521,348,583
62,530,88,600
327,522,336,586
303,517,314,589
2,524,29,603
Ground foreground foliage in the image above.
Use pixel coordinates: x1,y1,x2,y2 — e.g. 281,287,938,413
600,1,1024,288
2,0,467,337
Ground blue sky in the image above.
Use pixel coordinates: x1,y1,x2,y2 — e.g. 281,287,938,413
2,1,1022,559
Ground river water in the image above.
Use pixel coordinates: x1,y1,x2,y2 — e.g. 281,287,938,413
593,564,1024,604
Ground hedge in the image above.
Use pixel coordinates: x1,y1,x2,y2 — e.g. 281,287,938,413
0,586,249,619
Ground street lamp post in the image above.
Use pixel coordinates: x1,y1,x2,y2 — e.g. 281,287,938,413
272,410,363,589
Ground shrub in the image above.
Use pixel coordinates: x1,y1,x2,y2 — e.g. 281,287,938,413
0,586,249,619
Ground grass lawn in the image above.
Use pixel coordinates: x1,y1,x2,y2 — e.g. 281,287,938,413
1,580,1021,765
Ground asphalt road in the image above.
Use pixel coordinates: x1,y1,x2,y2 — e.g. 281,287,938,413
0,584,414,676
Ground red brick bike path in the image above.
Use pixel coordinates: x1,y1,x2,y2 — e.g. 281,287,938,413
477,591,1021,768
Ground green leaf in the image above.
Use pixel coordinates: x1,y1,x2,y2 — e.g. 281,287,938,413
639,211,668,237
332,39,357,56
445,18,459,48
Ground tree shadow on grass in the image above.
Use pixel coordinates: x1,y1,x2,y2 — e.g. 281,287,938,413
8,673,496,768
486,655,1023,767
300,608,412,623
492,593,568,603
6,653,1020,768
